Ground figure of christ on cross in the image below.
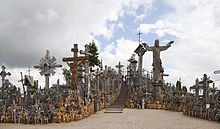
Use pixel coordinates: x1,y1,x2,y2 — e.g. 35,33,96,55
65,61,86,91
63,44,89,92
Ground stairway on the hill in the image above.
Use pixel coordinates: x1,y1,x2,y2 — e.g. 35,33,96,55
104,82,128,113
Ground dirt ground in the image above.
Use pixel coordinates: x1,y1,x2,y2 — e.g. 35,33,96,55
1,109,220,129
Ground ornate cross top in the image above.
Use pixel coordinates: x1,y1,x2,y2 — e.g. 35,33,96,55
0,66,11,86
79,44,92,56
34,50,62,76
63,44,89,65
63,44,90,91
34,50,62,91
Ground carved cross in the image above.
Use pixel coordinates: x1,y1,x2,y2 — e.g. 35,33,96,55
62,44,89,91
34,50,62,90
0,66,11,86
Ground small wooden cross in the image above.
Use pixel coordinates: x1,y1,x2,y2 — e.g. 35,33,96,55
58,98,67,106
58,98,67,119
116,61,124,75
66,96,72,113
12,100,17,123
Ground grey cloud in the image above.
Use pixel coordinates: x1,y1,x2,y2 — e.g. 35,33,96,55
0,0,117,68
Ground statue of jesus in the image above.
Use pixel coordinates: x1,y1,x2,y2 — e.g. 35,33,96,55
143,39,173,83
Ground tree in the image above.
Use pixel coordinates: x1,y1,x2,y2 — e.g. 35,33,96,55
62,68,71,85
182,86,188,96
176,80,181,91
88,40,100,72
162,85,167,92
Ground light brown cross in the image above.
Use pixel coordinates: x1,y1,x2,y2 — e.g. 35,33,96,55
63,44,88,91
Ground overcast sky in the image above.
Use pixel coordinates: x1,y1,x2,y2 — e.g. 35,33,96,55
1,0,220,90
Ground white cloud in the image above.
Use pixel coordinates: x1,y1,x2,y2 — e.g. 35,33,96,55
92,0,154,39
139,20,184,39
123,0,154,21
36,8,58,24
100,37,139,71
117,22,124,30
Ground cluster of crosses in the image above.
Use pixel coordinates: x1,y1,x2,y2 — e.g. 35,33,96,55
0,43,123,124
183,74,220,120
0,37,220,123
124,37,220,122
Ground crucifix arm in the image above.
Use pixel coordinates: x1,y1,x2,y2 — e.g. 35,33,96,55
76,57,87,67
160,41,173,51
142,43,153,51
65,61,71,67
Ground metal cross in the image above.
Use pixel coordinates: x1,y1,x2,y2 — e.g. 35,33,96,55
137,30,143,44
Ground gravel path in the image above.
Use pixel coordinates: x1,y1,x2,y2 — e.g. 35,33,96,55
1,109,220,129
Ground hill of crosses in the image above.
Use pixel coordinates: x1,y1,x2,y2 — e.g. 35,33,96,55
0,39,220,124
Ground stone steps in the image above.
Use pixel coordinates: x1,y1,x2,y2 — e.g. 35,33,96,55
104,82,128,113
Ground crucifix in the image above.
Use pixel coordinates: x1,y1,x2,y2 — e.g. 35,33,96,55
63,44,90,92
0,66,11,87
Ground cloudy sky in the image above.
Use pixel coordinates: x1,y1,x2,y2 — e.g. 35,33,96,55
1,0,220,90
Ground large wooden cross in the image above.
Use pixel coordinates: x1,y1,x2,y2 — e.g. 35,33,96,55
63,44,89,91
